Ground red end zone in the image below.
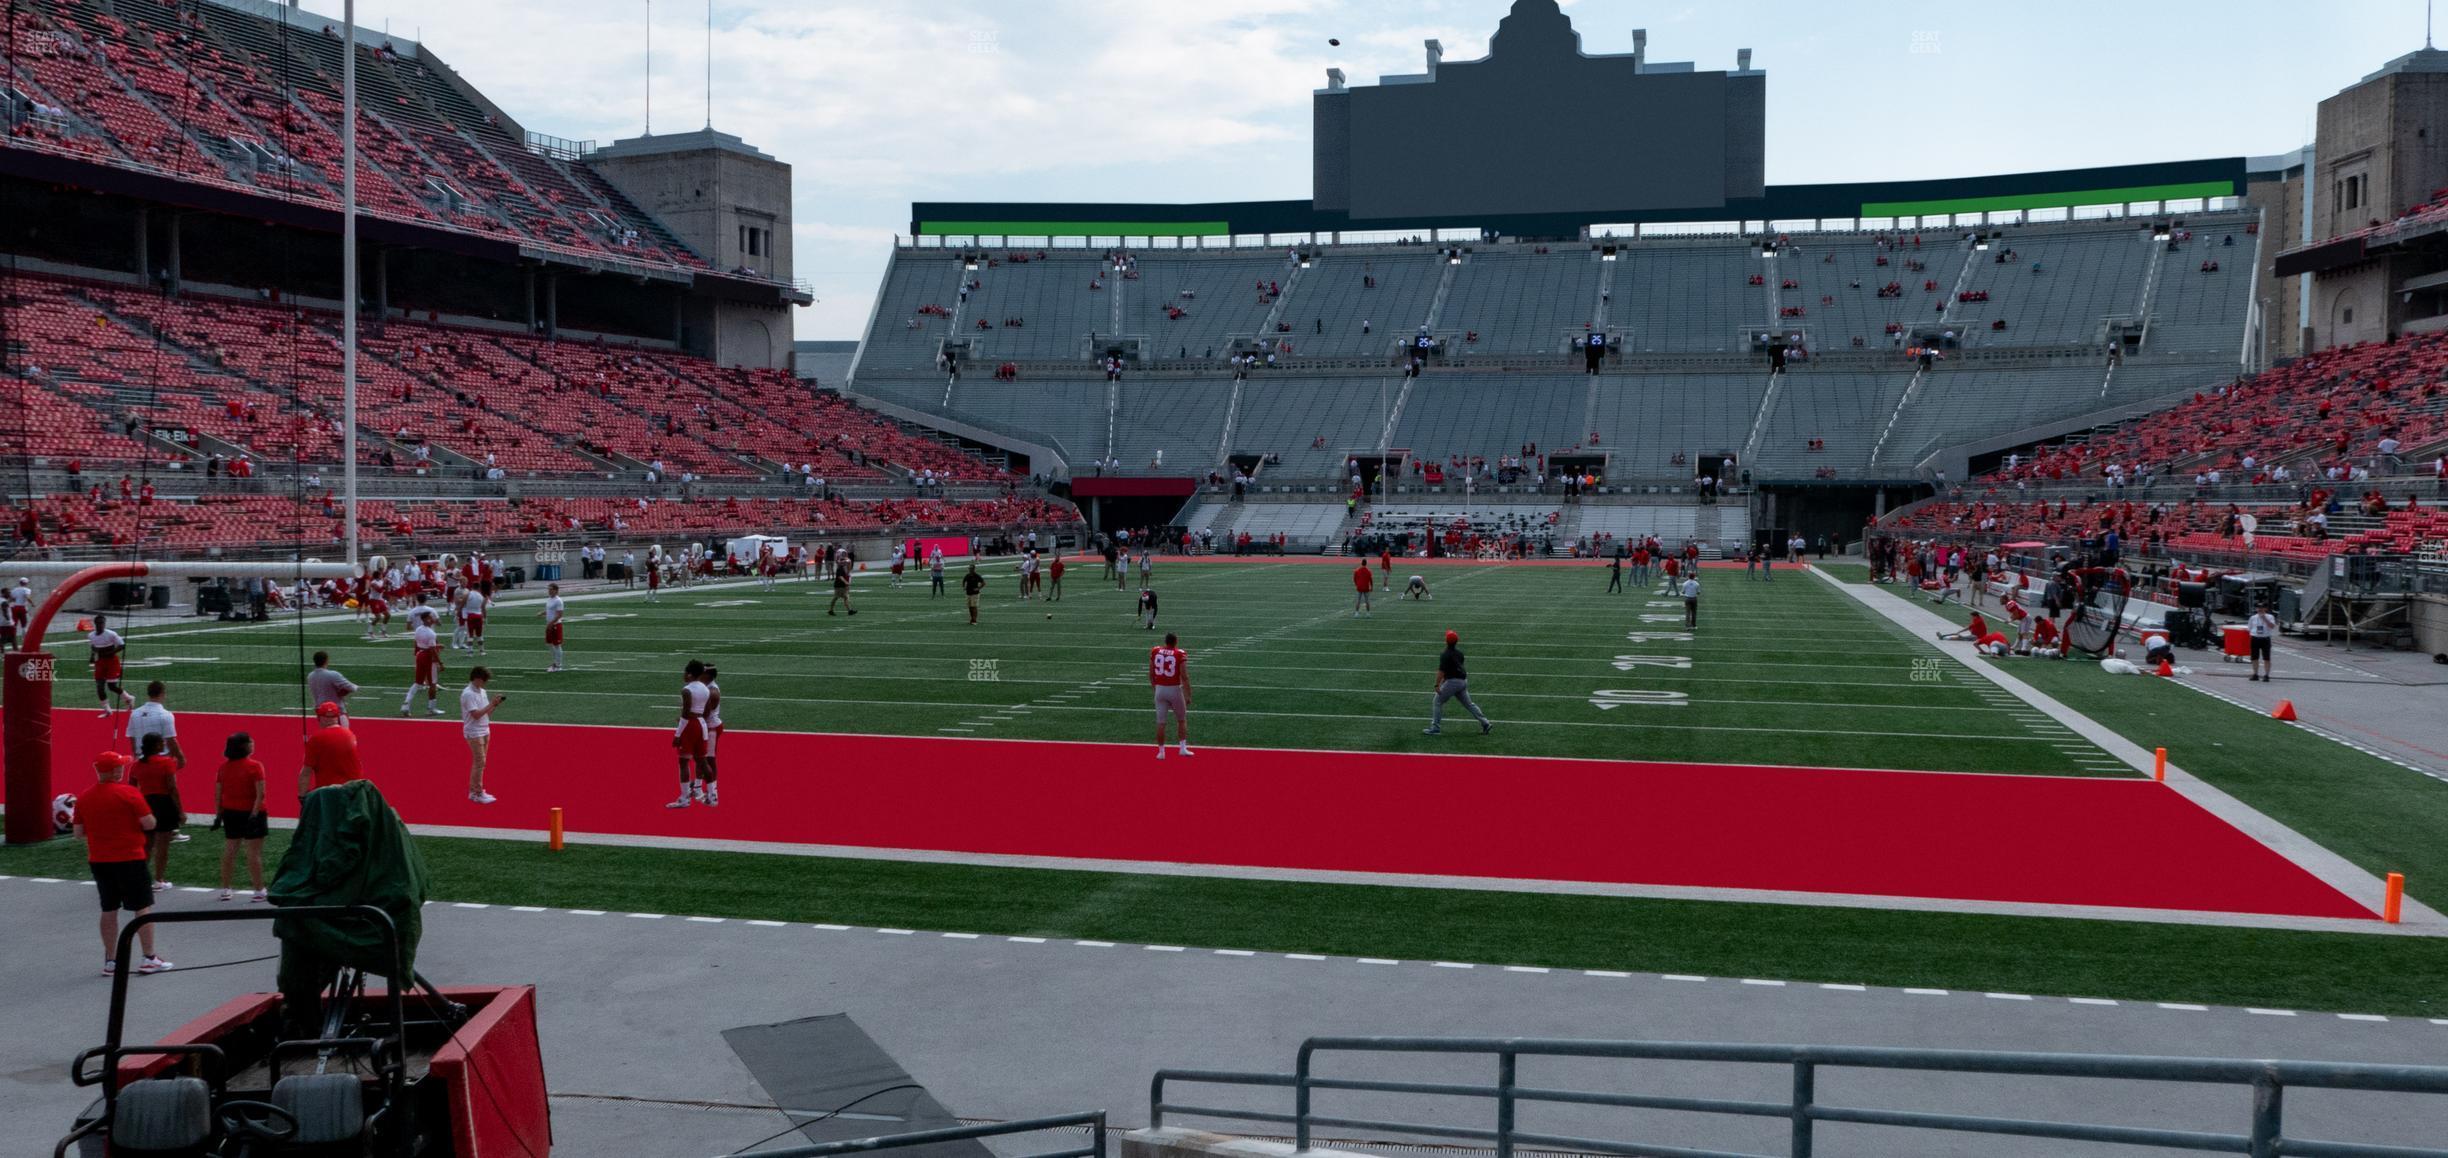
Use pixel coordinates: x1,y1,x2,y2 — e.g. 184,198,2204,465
61,711,2371,920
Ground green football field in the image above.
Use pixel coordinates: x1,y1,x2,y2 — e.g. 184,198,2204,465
90,557,2127,777
12,555,2446,1015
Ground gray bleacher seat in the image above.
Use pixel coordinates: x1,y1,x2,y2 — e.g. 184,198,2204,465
1440,252,1603,354
848,219,2258,484
1128,253,1294,359
1291,253,1446,357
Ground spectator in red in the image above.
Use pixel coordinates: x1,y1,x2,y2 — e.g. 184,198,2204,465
131,733,183,889
215,732,268,902
78,751,171,975
298,702,362,799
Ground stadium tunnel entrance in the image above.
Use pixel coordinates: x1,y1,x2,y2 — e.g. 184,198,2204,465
1750,481,1930,553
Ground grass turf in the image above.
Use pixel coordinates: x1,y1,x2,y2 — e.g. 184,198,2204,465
88,558,2117,775
3,826,2441,1017
13,557,2445,1014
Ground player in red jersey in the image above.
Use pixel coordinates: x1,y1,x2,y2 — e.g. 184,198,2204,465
1938,610,1991,642
1351,561,1374,618
1379,546,1392,579
1150,632,1193,760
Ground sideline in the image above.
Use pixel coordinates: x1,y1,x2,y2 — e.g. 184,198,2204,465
1809,564,2446,931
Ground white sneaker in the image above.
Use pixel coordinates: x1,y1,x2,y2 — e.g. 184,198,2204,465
691,784,708,803
1178,745,1194,757
401,705,412,716
1156,747,1166,760
545,666,561,673
137,956,174,974
101,959,117,975
429,707,445,716
152,879,172,891
704,787,719,807
250,891,268,903
218,889,233,901
469,791,497,805
665,795,691,809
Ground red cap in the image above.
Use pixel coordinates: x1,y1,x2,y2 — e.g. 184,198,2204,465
315,702,343,720
1445,630,1459,644
93,750,129,775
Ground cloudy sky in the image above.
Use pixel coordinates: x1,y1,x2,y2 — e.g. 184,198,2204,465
301,0,2426,340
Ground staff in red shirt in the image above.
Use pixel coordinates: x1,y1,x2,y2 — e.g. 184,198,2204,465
1150,632,1193,760
215,732,269,902
76,751,171,975
130,734,182,890
1047,555,1065,602
299,702,362,799
1352,562,1375,618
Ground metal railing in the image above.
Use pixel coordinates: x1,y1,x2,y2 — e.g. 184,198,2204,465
1150,1037,2448,1158
727,1110,1105,1158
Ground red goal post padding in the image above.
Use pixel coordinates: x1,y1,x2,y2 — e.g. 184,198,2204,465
3,560,356,845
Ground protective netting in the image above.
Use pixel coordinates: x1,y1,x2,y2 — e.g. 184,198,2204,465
2062,566,2132,658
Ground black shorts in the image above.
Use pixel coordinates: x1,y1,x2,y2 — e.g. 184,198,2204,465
90,860,152,912
219,809,268,840
2249,636,2272,660
145,794,183,834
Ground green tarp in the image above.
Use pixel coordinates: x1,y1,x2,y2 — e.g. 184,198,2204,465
271,780,429,993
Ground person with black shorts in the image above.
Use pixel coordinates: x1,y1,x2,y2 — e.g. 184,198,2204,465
77,750,170,975
214,733,268,902
829,555,858,616
2246,605,2278,682
129,732,182,890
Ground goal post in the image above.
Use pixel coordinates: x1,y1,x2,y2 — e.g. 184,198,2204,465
3,559,357,845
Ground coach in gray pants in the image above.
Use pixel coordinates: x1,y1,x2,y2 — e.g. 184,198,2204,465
1424,630,1492,736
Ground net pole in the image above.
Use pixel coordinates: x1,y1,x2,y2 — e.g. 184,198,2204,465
342,0,360,569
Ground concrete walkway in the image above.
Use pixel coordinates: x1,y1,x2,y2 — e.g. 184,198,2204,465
2178,633,2448,786
3,877,2445,1158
